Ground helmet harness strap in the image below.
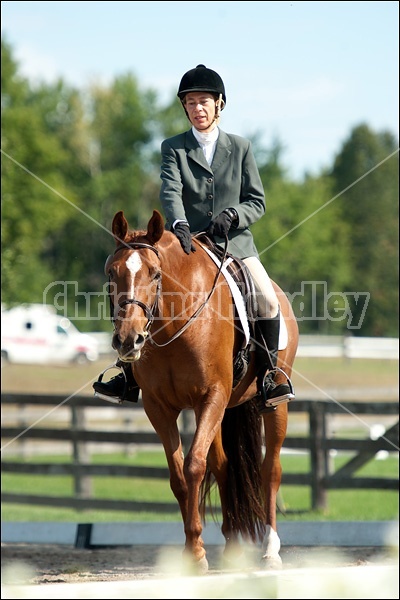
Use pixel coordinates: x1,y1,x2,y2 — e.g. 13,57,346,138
214,93,223,123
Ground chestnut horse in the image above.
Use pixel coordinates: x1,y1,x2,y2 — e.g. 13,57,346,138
104,209,298,573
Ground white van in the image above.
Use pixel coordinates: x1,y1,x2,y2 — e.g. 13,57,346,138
1,304,99,365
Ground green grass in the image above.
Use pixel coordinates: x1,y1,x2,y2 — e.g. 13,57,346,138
1,357,398,523
279,454,399,521
2,451,398,523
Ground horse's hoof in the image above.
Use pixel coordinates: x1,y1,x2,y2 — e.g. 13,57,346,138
261,554,283,570
181,553,209,576
196,555,209,575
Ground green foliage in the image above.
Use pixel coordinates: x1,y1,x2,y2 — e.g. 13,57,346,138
156,94,191,140
1,39,398,337
252,174,352,333
330,124,399,336
2,40,77,305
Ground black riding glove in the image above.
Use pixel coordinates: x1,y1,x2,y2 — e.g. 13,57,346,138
173,222,196,255
206,209,237,237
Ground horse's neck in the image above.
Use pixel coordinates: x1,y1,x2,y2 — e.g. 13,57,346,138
154,247,225,336
160,236,212,288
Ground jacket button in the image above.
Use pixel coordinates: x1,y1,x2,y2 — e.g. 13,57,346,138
207,178,213,183
207,194,213,199
207,211,213,217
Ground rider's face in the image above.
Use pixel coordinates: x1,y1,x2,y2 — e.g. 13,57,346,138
183,92,218,132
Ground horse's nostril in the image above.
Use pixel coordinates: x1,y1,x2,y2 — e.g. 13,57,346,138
136,334,146,347
112,334,121,350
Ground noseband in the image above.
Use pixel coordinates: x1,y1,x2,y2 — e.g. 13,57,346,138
110,242,161,331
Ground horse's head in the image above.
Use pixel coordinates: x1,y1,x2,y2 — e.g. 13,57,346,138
105,210,164,362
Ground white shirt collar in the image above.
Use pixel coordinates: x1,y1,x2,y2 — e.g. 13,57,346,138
192,126,219,165
192,126,219,146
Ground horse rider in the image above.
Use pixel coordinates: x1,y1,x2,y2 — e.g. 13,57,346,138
93,64,294,412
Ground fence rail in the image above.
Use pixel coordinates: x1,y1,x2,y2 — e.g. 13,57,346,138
1,394,398,512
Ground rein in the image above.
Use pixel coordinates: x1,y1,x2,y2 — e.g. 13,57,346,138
109,235,229,347
150,233,229,348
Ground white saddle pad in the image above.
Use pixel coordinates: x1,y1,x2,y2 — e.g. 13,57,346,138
201,246,288,350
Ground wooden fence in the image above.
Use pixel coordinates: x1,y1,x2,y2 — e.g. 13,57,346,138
1,393,398,512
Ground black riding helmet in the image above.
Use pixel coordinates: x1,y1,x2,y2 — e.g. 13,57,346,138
177,64,226,107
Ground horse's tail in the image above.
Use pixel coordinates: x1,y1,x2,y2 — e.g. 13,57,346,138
200,401,266,544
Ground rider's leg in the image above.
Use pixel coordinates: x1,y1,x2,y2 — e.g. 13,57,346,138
255,312,294,405
93,360,140,402
243,257,294,411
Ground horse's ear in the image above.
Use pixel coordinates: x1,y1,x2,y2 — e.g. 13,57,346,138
112,211,128,245
146,210,164,244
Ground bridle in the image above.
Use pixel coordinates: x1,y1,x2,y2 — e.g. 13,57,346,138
108,234,229,347
109,242,161,332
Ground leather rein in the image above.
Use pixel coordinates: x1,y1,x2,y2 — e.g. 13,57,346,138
109,235,228,348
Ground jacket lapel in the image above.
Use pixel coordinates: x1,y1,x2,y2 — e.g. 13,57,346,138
211,130,232,172
185,129,232,174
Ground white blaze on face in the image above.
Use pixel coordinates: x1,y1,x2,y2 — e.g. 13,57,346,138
126,252,142,297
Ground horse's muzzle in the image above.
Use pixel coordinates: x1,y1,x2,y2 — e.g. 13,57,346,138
112,331,148,362
119,351,141,363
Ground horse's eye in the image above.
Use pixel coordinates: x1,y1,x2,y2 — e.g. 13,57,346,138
152,271,161,282
107,266,117,280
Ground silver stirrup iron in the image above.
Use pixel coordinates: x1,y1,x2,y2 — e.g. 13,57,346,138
93,363,127,405
263,366,295,409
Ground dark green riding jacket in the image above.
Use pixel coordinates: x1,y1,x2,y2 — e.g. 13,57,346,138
159,128,266,259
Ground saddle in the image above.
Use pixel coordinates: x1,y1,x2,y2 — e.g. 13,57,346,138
196,234,258,387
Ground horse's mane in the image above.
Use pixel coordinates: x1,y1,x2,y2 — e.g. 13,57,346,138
124,226,177,253
125,229,148,243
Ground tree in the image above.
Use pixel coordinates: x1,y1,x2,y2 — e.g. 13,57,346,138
2,37,398,338
62,74,162,327
330,124,399,336
1,38,75,304
252,173,352,334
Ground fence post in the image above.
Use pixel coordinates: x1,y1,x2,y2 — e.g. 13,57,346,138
309,402,328,510
17,403,28,459
71,404,92,499
181,410,193,456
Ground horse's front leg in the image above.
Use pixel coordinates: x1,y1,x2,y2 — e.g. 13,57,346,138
181,399,226,574
260,404,288,569
142,402,190,545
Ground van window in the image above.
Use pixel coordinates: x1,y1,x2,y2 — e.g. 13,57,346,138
57,325,68,336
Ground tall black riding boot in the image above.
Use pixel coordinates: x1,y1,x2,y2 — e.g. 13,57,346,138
254,311,295,413
93,360,140,404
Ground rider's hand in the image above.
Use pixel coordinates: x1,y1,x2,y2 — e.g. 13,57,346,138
206,209,238,237
173,222,196,255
